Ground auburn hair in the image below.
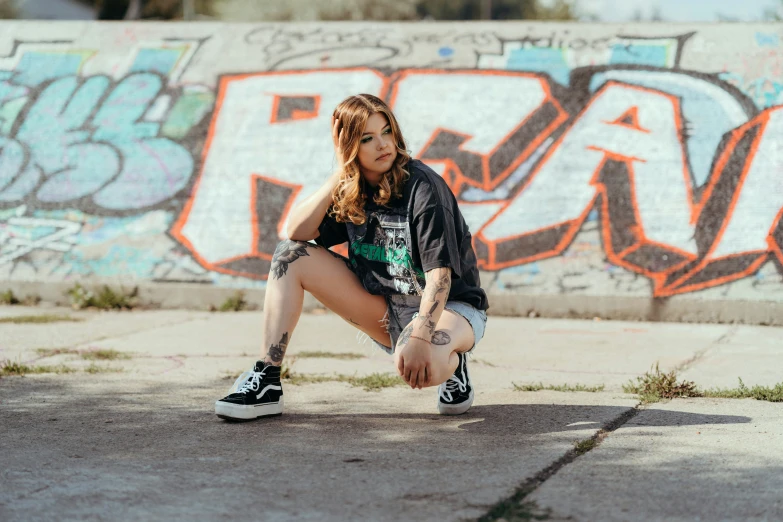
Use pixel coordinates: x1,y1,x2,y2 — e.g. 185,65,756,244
330,94,410,225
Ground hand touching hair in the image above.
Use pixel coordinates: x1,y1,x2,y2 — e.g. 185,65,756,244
330,94,411,225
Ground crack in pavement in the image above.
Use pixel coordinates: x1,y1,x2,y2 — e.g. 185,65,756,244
677,325,738,374
477,405,641,521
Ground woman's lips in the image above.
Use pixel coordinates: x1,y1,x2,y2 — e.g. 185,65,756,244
377,153,391,161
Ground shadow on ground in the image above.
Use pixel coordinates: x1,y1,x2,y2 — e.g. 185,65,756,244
0,376,753,522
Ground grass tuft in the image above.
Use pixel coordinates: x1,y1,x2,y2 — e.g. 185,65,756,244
285,371,405,391
513,382,606,393
1,289,20,305
477,498,551,522
67,283,138,310
215,291,249,312
573,438,597,455
623,363,702,403
36,348,76,357
0,314,82,324
80,349,131,361
296,351,364,360
703,378,783,402
84,363,123,374
0,360,76,376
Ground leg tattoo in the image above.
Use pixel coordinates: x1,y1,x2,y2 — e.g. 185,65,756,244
271,241,311,280
431,330,451,346
267,332,289,364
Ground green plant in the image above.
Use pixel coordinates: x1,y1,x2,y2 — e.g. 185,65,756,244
574,438,597,455
284,371,406,391
67,283,139,310
0,289,20,305
0,360,76,376
84,363,123,374
623,363,702,403
0,314,82,324
703,378,783,402
297,351,364,360
81,349,131,361
513,382,606,393
218,291,248,312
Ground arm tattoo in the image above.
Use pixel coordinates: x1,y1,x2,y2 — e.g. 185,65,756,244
398,323,414,346
432,330,451,346
266,332,289,364
426,272,451,301
411,268,451,338
271,241,311,280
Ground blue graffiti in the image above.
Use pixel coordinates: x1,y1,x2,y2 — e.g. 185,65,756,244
0,72,194,210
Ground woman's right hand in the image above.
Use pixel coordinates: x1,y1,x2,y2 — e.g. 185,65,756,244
331,115,345,168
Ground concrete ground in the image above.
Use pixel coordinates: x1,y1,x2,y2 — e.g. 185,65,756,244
0,305,781,521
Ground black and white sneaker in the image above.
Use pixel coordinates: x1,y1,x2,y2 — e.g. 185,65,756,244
215,361,284,421
438,352,474,415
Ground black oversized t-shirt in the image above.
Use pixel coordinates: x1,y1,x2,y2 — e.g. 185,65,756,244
315,159,489,311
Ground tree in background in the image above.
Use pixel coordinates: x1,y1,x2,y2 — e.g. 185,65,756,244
0,0,16,19
82,0,214,19
93,0,579,21
213,0,419,21
416,0,579,21
763,3,782,20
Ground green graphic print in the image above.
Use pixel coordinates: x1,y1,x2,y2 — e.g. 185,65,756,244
347,213,425,296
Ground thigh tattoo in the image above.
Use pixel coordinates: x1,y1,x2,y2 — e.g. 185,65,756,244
431,330,451,345
271,241,311,280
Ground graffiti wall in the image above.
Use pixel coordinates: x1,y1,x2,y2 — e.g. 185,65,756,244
1,22,783,308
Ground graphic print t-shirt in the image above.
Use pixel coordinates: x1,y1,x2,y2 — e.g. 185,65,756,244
315,159,489,311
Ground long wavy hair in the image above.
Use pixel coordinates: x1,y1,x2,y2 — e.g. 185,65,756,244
330,94,411,225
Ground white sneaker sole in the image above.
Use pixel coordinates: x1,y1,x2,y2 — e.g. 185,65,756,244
215,397,284,421
438,389,474,415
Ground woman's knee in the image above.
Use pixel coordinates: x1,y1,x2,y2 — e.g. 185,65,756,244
270,239,317,280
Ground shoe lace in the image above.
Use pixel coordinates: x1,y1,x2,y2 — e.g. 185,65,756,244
439,373,467,401
237,368,266,394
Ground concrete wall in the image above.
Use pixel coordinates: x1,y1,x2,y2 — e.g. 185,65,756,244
1,21,783,323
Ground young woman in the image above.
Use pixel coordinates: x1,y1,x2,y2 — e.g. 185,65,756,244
215,94,489,421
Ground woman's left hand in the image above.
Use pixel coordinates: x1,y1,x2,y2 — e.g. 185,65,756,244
395,337,432,390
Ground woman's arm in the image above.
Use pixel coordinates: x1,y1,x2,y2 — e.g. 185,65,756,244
411,267,451,340
286,117,344,241
285,172,340,241
396,266,452,389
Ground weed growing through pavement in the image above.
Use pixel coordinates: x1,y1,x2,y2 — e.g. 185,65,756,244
0,314,83,324
67,283,139,310
84,363,123,374
1,289,19,305
214,291,250,312
80,349,131,361
477,496,551,522
0,360,77,376
297,351,365,360
623,363,702,403
573,438,597,456
702,378,783,402
285,372,405,391
36,348,79,357
513,382,606,393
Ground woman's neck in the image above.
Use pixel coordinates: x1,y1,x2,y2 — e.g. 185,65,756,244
362,171,383,188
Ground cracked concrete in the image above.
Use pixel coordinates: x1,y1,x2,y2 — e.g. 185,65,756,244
1,306,781,521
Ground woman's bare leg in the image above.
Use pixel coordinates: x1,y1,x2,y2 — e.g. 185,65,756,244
262,240,390,365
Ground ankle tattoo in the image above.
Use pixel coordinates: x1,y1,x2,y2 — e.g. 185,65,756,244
266,332,289,364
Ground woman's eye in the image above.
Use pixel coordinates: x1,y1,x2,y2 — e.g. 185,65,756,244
361,137,372,143
383,128,392,134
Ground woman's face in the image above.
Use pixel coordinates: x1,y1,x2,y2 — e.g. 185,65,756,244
356,112,397,183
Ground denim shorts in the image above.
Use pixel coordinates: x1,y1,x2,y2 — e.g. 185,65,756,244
373,294,487,354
